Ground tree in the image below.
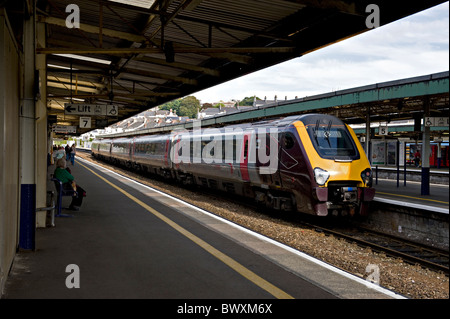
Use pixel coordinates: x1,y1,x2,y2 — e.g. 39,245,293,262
201,103,213,110
178,96,200,118
213,101,225,108
159,99,181,114
240,96,261,106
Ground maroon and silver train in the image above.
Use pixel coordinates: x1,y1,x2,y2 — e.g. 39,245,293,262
92,114,375,216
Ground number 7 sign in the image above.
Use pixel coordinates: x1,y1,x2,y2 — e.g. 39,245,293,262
80,117,91,128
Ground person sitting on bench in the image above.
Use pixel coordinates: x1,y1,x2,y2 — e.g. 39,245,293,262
54,158,86,211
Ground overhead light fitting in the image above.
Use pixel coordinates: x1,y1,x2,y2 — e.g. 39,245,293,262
107,0,156,9
54,54,112,65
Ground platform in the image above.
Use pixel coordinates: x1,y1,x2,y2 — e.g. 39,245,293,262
373,166,449,186
373,178,449,214
2,157,404,301
361,177,449,249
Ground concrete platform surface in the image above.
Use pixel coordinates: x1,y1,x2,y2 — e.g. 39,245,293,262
3,157,404,300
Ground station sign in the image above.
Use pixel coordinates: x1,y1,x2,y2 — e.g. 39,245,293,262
52,125,77,134
424,117,449,127
378,125,388,135
80,117,92,129
65,104,118,117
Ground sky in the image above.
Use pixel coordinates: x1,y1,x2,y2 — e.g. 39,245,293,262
192,2,449,104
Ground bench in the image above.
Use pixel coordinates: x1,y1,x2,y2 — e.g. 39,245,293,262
36,191,56,227
51,177,77,217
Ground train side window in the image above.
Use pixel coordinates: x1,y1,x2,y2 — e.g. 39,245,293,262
243,140,249,159
283,133,295,150
178,140,184,156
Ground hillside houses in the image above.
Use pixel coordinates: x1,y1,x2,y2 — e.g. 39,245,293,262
90,98,268,137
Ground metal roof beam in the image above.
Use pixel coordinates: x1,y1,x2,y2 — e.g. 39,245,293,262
121,67,197,85
134,56,220,77
49,92,180,99
150,0,193,40
47,75,105,86
37,46,294,55
47,81,101,94
41,48,261,64
38,15,147,43
47,68,107,76
174,15,294,43
281,0,359,15
42,21,255,64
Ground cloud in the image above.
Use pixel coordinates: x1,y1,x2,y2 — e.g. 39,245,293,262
194,2,449,103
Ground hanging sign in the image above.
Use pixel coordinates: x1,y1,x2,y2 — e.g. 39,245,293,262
65,104,118,117
79,117,91,128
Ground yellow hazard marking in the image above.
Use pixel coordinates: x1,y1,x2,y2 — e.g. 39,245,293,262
78,161,294,299
376,191,449,204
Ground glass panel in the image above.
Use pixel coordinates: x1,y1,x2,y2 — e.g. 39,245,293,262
307,125,359,160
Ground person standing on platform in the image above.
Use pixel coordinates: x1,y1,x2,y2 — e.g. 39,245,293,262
414,149,421,167
65,144,71,161
70,143,76,165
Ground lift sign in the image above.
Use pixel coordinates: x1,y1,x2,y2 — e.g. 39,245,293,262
65,103,118,117
425,117,449,127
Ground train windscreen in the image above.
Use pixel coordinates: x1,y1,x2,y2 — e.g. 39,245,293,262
306,119,360,161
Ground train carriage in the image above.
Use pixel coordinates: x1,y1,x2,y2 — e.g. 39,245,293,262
281,114,375,216
91,138,113,161
111,137,133,167
172,123,259,191
92,114,375,217
133,134,172,177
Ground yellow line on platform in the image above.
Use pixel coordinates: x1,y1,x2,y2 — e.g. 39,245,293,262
376,191,449,204
78,161,294,299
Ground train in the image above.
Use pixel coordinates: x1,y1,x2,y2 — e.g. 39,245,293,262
91,114,375,217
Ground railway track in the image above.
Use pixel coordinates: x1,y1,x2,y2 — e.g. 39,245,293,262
78,150,449,275
305,223,449,274
206,183,450,275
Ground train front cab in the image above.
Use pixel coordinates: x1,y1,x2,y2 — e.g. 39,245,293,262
290,115,375,217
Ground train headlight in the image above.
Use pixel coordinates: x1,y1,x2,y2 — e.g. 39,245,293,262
361,168,373,187
314,168,330,186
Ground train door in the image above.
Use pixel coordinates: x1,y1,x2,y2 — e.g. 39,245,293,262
278,129,309,210
279,130,301,178
131,137,138,170
446,146,449,167
170,133,181,170
430,145,437,167
256,129,282,187
130,137,135,160
239,133,250,182
164,137,171,168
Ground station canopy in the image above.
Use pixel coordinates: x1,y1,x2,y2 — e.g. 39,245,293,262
5,0,447,134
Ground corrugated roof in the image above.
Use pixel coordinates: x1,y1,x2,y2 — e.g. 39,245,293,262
13,0,443,134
